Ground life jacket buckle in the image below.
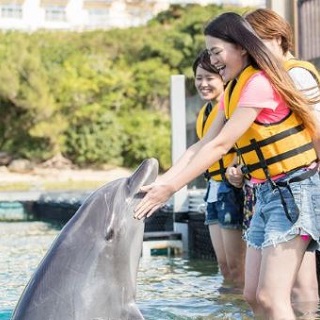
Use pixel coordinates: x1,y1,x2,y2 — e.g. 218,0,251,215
269,179,278,193
241,165,250,175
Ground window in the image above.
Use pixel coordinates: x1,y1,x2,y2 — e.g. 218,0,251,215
1,5,22,19
87,9,110,25
45,6,66,22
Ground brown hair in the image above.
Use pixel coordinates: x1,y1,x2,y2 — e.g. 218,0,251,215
204,12,318,136
244,8,293,54
192,49,219,76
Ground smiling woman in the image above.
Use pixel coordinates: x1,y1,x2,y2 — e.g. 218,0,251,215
192,49,245,290
134,11,320,320
238,8,320,316
205,39,248,83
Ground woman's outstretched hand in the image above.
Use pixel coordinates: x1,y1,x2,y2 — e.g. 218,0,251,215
134,182,175,220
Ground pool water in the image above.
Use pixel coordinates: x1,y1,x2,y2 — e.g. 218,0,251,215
1,220,312,320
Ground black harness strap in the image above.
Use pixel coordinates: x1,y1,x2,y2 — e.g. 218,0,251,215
205,162,227,181
269,164,318,223
205,147,237,181
243,139,318,223
246,139,297,221
275,164,319,187
241,142,315,174
201,102,213,181
236,124,305,155
201,102,213,133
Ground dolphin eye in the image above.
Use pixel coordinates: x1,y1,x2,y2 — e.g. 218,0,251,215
105,228,114,241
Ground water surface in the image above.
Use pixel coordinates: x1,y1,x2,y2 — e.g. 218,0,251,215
0,221,253,319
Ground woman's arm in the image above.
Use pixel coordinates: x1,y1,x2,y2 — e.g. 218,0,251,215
134,106,260,219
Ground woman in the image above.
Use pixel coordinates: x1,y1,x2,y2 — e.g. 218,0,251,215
226,8,320,315
193,49,245,289
134,12,320,319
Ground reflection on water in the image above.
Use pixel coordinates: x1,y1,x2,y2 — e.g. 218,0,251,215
137,257,252,320
1,221,320,319
0,221,252,319
0,222,59,311
0,221,282,319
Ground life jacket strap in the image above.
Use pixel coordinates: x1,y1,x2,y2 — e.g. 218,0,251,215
236,123,305,155
241,142,315,176
269,163,319,223
205,147,236,181
205,160,227,181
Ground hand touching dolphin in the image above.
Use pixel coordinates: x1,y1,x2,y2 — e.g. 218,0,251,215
134,182,175,219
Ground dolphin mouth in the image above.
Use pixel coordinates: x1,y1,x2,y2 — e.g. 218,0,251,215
128,158,159,195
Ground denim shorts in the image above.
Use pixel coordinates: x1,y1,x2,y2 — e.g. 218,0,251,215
204,181,244,230
244,167,320,251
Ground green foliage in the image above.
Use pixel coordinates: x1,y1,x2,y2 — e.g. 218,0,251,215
64,107,126,167
120,110,171,171
0,3,252,169
129,58,172,112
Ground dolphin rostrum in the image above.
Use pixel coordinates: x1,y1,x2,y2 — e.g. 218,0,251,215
11,158,159,320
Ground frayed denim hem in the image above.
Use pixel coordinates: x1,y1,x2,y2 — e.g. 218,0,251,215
204,219,218,226
206,220,243,230
261,232,297,249
245,225,320,252
243,231,261,249
246,241,261,250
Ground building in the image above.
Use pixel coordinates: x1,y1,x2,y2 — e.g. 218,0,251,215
0,0,265,32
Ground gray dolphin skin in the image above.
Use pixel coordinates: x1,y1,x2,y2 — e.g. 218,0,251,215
11,158,159,320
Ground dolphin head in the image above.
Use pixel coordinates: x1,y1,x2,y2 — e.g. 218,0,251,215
89,157,159,317
127,157,159,200
101,157,159,243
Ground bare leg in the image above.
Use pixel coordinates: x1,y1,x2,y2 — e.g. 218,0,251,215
243,246,264,317
208,224,231,282
292,251,319,317
257,236,309,319
221,228,246,288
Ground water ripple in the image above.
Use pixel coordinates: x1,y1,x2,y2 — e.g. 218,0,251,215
1,221,253,319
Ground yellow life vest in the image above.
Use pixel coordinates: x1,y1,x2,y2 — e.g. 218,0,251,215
224,65,317,180
196,102,218,138
196,101,235,181
284,59,320,84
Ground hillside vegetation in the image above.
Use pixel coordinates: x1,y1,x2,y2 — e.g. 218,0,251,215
0,4,247,171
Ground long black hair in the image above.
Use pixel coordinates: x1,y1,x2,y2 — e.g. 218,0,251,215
203,12,318,136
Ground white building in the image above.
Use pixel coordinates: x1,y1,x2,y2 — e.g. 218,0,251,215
0,0,265,32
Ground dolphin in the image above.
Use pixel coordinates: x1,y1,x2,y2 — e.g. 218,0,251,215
11,158,159,320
